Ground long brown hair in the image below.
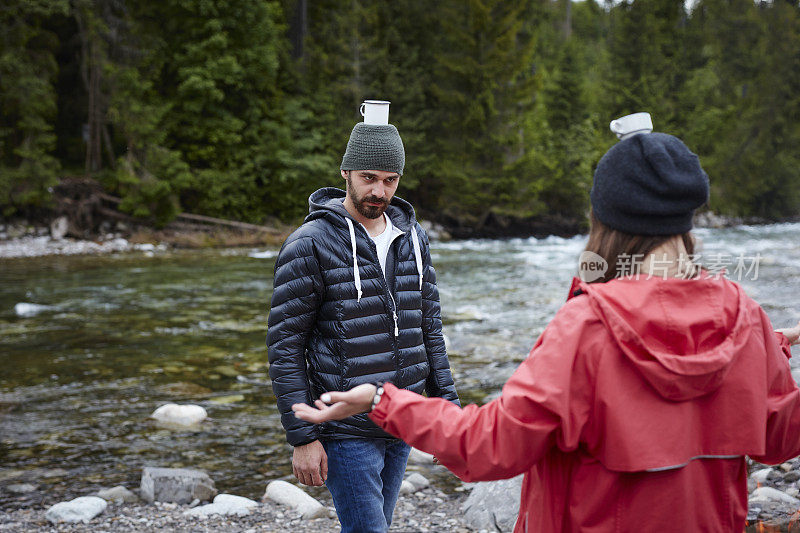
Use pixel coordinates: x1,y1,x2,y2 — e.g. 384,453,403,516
583,211,696,284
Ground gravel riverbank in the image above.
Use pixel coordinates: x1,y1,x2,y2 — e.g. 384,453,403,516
0,220,282,259
0,234,162,258
0,485,472,532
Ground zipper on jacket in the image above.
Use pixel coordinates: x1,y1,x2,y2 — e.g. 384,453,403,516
384,228,405,339
354,220,402,339
387,291,399,337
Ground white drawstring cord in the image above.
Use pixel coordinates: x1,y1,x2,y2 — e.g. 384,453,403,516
346,218,362,302
411,227,423,290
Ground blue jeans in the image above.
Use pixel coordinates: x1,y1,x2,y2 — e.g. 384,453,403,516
322,438,411,533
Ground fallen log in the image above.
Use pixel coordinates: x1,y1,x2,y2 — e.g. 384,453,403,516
173,212,283,235
96,192,282,235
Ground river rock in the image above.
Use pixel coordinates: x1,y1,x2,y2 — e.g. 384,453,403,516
35,467,69,479
406,473,430,491
209,394,245,405
140,467,217,504
155,382,213,398
50,216,68,240
183,494,259,518
14,302,52,317
784,471,800,483
443,308,486,325
750,486,800,506
407,447,434,465
96,485,138,503
399,480,417,495
7,483,37,494
419,220,451,242
767,469,784,483
45,496,107,524
751,468,773,484
694,211,741,229
262,480,327,519
150,403,207,428
462,475,522,533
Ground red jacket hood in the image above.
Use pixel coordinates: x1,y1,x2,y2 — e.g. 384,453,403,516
569,275,750,401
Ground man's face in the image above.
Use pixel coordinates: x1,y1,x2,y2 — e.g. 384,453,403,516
342,169,400,219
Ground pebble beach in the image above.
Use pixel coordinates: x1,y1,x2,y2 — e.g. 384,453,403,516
0,484,473,532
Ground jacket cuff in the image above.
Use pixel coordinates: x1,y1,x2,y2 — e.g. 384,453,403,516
776,331,793,360
287,426,320,447
368,382,399,426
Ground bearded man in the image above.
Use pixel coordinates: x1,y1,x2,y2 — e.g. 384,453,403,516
266,113,460,532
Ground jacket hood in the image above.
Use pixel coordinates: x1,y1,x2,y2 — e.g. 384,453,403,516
305,187,424,303
306,187,417,231
571,275,751,401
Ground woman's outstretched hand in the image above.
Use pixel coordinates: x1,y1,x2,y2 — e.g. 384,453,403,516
292,384,377,424
777,320,800,345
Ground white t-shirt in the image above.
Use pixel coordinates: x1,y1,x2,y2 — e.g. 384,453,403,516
370,214,394,275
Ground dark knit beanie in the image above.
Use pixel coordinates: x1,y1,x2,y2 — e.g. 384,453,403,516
340,123,405,176
590,132,709,235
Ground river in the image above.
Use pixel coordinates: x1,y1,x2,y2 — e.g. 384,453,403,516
1,223,798,509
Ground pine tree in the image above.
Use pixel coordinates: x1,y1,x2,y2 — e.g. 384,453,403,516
431,0,540,225
707,0,800,217
0,0,68,216
681,0,800,218
604,0,691,129
536,39,599,218
357,0,444,210
115,0,289,223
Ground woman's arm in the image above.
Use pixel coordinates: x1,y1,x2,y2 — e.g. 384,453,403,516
294,298,597,482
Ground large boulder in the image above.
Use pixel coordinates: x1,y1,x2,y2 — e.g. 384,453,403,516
140,467,216,504
461,475,522,533
262,480,328,519
150,403,207,428
183,494,259,518
45,496,107,524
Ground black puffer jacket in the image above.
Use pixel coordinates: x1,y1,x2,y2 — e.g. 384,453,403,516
267,188,460,446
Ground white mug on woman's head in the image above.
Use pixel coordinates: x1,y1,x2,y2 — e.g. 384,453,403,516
610,112,653,140
360,100,391,125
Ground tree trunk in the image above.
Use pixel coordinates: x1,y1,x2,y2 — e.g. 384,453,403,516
290,0,308,60
351,0,361,111
74,4,106,174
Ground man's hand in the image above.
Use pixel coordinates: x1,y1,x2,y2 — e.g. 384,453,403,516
293,384,377,424
777,320,800,345
292,440,327,486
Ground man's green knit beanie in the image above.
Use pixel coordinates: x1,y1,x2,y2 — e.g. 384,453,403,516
340,123,405,176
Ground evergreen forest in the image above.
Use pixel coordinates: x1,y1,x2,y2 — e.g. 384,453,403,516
2,0,799,235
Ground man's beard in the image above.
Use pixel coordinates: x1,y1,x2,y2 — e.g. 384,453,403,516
346,175,389,219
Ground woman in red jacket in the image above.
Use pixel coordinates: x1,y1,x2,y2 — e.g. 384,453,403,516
293,130,800,532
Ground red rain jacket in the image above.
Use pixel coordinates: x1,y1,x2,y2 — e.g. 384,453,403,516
370,275,799,532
